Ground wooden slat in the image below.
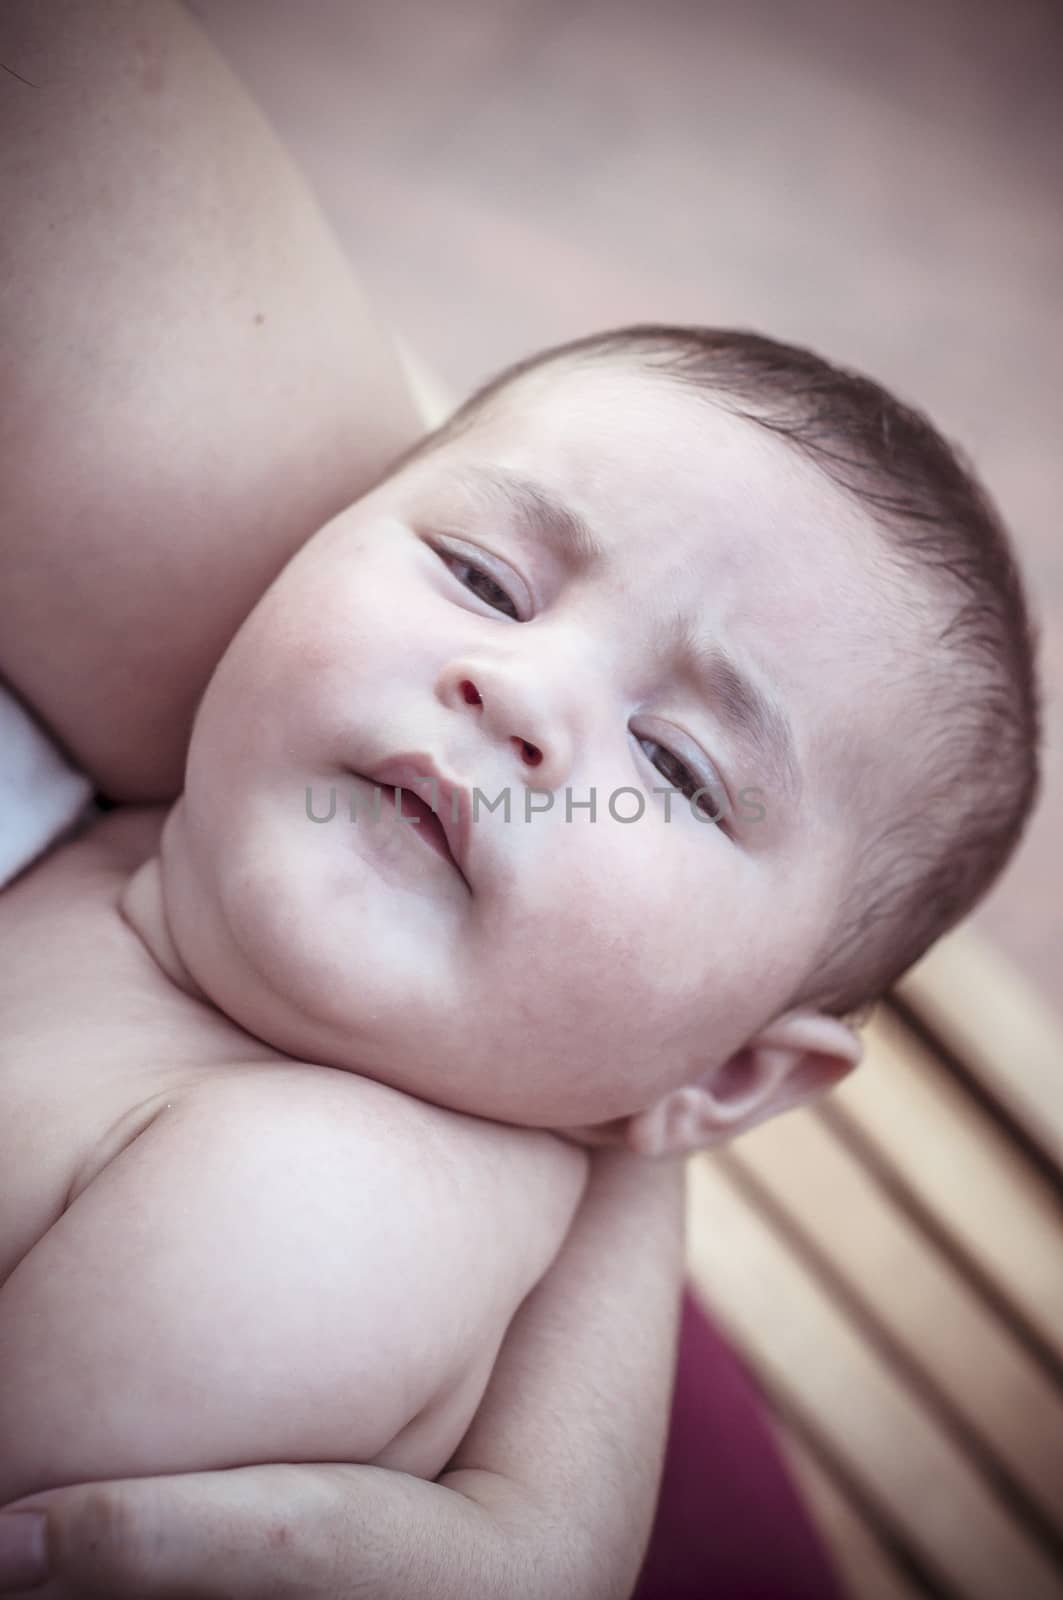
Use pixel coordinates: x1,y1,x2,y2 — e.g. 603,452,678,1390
684,1154,1063,1600
732,1103,1063,1540
895,926,1063,1176
771,1421,927,1600
830,1006,1063,1368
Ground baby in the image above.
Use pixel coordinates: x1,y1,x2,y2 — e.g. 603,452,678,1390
0,325,1041,1508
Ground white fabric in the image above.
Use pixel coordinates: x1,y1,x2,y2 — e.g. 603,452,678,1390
0,682,96,888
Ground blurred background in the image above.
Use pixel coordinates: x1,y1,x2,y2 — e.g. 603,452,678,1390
194,0,1061,1017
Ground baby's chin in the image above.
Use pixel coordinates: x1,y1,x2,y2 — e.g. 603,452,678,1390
133,841,652,1131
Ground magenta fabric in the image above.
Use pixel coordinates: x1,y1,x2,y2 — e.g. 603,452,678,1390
632,1289,846,1600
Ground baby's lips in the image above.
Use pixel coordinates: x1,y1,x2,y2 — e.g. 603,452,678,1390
363,751,473,883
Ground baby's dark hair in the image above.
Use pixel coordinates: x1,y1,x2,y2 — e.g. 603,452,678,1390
388,325,1042,1022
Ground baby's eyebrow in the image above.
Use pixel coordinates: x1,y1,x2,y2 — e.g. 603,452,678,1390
665,613,803,813
448,467,605,570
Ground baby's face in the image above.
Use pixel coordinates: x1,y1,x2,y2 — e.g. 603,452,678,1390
161,362,918,1128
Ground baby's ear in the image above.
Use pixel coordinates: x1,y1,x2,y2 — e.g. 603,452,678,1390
623,1009,864,1160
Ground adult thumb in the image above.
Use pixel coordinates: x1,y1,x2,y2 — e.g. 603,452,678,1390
0,1463,346,1599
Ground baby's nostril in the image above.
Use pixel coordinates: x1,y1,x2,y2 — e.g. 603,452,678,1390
460,679,482,706
516,738,543,767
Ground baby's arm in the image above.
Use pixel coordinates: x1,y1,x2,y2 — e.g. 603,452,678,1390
433,1146,687,1597
0,0,423,801
0,1073,587,1505
2,1148,685,1600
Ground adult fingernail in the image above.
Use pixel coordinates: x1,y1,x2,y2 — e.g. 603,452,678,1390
0,1512,49,1591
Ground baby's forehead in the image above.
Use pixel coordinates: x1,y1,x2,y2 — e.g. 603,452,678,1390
409,360,940,816
459,359,842,536
442,362,885,602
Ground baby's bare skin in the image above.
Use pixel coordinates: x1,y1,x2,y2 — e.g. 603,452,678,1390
0,808,588,1504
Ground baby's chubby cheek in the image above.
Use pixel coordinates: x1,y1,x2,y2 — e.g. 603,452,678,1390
483,819,727,1048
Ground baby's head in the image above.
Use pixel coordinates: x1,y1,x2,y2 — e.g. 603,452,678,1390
155,326,1041,1157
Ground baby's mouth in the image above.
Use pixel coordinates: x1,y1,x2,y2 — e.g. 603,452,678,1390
357,753,474,890
383,786,459,870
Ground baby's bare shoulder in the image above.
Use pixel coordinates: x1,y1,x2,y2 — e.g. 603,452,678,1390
181,1064,590,1309
0,813,589,1488
0,1063,587,1498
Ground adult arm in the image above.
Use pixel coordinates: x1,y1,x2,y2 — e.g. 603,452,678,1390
0,0,423,801
0,1149,687,1600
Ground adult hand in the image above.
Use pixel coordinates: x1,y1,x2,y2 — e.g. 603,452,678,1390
0,1459,531,1599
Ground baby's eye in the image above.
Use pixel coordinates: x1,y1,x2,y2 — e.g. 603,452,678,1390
639,737,729,827
438,550,521,620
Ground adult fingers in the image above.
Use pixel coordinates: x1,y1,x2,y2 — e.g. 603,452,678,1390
0,1463,352,1599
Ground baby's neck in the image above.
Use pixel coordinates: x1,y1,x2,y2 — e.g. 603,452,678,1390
119,855,210,1005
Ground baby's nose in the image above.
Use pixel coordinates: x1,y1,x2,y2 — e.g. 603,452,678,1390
457,677,544,771
437,661,573,790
